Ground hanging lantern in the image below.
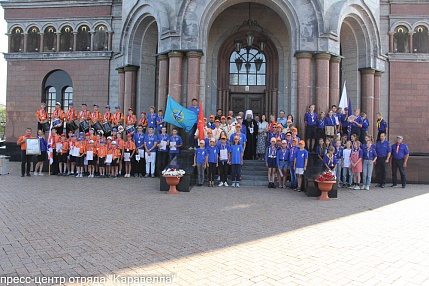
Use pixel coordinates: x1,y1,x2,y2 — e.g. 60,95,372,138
246,32,254,48
255,58,263,71
235,58,243,71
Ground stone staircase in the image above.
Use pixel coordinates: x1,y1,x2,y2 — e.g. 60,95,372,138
240,159,269,186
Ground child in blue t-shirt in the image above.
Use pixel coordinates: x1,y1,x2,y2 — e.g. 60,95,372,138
169,128,182,162
229,135,244,188
217,135,230,187
193,140,208,186
206,138,219,187
294,140,308,192
323,146,337,171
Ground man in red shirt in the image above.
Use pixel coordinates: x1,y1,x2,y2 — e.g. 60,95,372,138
17,128,35,177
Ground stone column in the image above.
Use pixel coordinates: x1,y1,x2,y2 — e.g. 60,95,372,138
124,66,138,115
108,32,113,51
39,33,44,52
296,52,313,134
157,54,169,111
315,53,331,114
56,32,61,52
389,32,394,53
23,33,28,53
329,56,341,108
186,51,202,107
373,71,382,128
360,68,375,137
168,52,183,103
409,32,414,53
117,68,125,110
90,32,95,51
73,32,77,52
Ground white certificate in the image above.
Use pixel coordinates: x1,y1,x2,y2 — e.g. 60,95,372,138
56,143,62,153
220,149,228,161
86,151,93,161
249,127,254,134
138,149,145,158
170,141,177,151
25,138,41,155
135,154,140,161
106,154,112,163
159,140,167,150
71,146,80,157
146,152,155,163
124,152,131,162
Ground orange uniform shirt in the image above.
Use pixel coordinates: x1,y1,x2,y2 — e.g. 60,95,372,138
108,147,121,159
49,134,60,149
116,138,124,150
124,140,136,151
59,140,69,154
111,112,123,125
103,112,111,123
91,111,102,123
52,109,65,121
74,141,85,155
66,109,77,121
97,146,108,158
17,135,35,150
86,146,96,157
36,109,48,122
78,110,91,121
125,115,137,125
138,117,148,128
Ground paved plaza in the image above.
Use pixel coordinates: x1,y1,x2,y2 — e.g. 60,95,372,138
1,161,429,286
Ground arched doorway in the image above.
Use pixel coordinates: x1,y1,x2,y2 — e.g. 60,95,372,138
42,70,73,118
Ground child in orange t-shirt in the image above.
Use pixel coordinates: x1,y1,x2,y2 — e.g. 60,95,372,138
108,141,121,179
123,134,136,177
86,140,96,178
58,134,69,175
97,140,108,178
75,138,86,177
116,133,124,176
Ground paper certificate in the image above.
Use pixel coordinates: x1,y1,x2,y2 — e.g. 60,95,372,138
71,146,80,157
86,151,93,161
160,140,167,150
124,152,131,162
220,149,228,161
170,141,177,151
249,127,254,134
56,143,63,153
138,149,145,158
26,138,41,155
135,154,140,161
146,152,155,163
106,154,112,164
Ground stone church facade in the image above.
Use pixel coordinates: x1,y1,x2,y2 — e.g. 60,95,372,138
1,0,428,153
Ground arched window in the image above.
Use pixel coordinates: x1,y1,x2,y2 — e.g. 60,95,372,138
27,27,40,52
62,87,73,111
10,27,24,52
60,26,73,51
94,25,108,51
45,87,57,118
76,25,90,51
44,26,56,52
230,48,266,86
414,26,428,53
394,26,409,53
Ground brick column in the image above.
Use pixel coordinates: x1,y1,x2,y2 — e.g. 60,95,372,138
73,32,77,52
117,68,125,110
186,51,202,107
56,32,60,52
124,66,138,114
374,71,382,128
315,53,331,115
296,52,313,134
168,52,183,104
157,54,169,111
39,33,44,52
329,56,341,108
360,68,375,137
23,33,28,53
389,32,394,53
409,32,414,53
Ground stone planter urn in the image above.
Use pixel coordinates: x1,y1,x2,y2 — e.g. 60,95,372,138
315,179,336,201
163,175,182,194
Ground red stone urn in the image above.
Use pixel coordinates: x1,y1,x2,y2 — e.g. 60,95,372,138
315,179,336,201
164,175,182,194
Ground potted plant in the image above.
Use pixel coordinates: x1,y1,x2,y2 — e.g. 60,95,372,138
314,171,336,201
162,168,185,194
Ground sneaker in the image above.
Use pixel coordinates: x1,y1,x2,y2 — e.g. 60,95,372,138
39,172,44,176
144,174,149,178
280,184,284,188
353,185,360,190
380,184,385,188
224,182,228,187
33,172,38,176
70,173,75,176
26,173,31,177
232,182,236,188
268,183,272,188
391,184,397,187
236,183,240,188
218,182,224,187
151,174,155,178
360,185,365,190
188,147,193,150
80,174,84,178
217,176,220,181
297,188,303,192
365,186,369,191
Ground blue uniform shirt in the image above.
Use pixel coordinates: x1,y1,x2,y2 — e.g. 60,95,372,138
147,113,158,129
156,116,165,131
229,144,243,164
276,148,290,166
341,114,349,127
169,135,182,154
375,140,391,158
317,117,325,129
38,136,48,152
195,148,207,164
352,116,363,128
323,154,337,168
133,132,146,149
288,146,297,163
324,116,336,126
391,143,409,160
363,145,377,160
217,143,230,162
265,145,277,162
335,146,344,160
207,122,216,130
144,134,158,152
229,133,247,148
207,145,219,163
361,118,370,131
294,149,309,168
304,112,317,126
377,118,388,131
157,133,170,153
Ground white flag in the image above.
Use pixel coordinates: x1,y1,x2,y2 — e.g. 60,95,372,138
338,81,348,114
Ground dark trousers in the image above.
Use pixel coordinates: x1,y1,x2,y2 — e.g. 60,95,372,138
219,161,228,183
188,124,197,148
231,164,241,182
51,152,59,175
351,126,361,138
316,128,325,142
375,156,387,185
208,162,217,181
157,152,169,173
169,153,178,162
21,150,33,176
392,158,406,186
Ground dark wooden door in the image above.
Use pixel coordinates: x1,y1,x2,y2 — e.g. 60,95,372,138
231,94,264,117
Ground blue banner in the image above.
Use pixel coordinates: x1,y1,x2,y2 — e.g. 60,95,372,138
164,96,198,132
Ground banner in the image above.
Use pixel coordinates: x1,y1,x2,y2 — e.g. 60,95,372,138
164,96,198,132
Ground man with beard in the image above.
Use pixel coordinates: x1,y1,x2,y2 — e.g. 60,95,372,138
243,110,258,160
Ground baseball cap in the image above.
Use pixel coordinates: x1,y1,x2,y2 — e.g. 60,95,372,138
89,140,94,144
93,104,99,107
221,135,226,139
291,127,297,132
71,134,77,137
234,136,240,140
221,116,226,120
56,102,61,106
100,140,105,143
141,111,146,115
106,105,110,109
227,116,232,119
235,124,241,127
112,128,118,132
107,136,112,140
60,133,65,137
69,102,73,105
397,135,403,139
293,138,298,143
112,141,117,145
79,132,84,135
78,138,82,141
127,133,132,137
128,108,133,111
115,105,120,109
276,137,281,141
215,119,220,123
210,138,215,142
85,132,90,136
299,140,305,146
82,102,87,106
210,115,215,118
207,129,212,133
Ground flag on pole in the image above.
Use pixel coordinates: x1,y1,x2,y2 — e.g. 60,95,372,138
347,96,353,139
338,81,348,113
197,101,205,141
164,96,198,132
47,121,53,165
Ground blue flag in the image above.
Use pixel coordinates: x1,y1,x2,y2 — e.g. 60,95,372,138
164,96,198,132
